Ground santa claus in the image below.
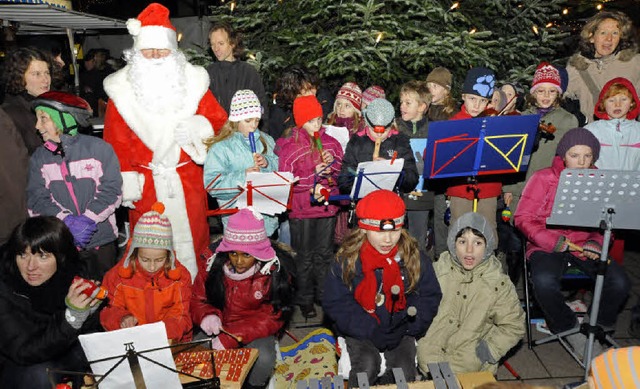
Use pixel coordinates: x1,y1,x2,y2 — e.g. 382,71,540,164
103,3,227,279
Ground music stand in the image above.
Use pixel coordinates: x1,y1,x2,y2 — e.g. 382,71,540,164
542,169,640,380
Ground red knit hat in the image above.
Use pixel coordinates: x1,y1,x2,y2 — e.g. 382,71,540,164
293,95,323,128
356,190,405,231
530,62,562,94
126,3,178,51
336,82,363,111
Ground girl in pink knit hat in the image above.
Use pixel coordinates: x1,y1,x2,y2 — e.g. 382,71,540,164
326,81,363,136
191,207,295,388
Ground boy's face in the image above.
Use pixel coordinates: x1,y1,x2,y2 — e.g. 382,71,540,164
35,109,61,143
335,98,357,119
427,82,447,105
604,92,632,119
365,229,402,255
302,117,322,136
534,84,559,109
461,94,489,117
455,230,486,271
563,145,594,169
400,91,428,122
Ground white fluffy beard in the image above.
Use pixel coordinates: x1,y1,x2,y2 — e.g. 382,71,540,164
125,49,188,114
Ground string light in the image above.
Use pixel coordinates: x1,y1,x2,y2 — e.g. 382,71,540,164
230,1,236,11
546,22,553,28
177,32,183,42
248,53,256,60
375,32,383,44
596,4,603,10
469,28,476,34
449,2,459,11
532,25,539,35
562,8,569,15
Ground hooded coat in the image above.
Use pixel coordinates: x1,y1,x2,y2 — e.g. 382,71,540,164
585,77,640,171
417,213,524,374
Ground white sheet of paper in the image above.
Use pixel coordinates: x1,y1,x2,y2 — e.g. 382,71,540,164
79,322,181,389
323,125,350,153
236,171,295,215
349,159,405,199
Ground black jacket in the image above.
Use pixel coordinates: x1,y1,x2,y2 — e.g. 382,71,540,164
1,93,41,155
339,131,419,195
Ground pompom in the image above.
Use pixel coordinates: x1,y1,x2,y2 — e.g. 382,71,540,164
151,202,165,215
126,18,142,36
118,265,133,279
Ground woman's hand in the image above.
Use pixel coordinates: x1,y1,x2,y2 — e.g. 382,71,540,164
66,278,98,310
120,315,139,328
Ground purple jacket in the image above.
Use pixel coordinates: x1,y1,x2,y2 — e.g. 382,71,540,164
276,127,343,219
514,156,603,259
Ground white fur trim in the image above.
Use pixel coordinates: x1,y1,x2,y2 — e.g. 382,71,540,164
121,171,145,205
126,18,141,36
175,115,214,165
133,25,178,50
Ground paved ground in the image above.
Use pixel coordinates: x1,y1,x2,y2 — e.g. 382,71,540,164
282,235,640,387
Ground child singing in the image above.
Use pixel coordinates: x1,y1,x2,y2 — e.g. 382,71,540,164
100,202,193,344
191,208,295,388
323,190,442,386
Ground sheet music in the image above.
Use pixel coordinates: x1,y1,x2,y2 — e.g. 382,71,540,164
349,159,404,199
79,322,181,389
236,171,295,215
323,125,350,153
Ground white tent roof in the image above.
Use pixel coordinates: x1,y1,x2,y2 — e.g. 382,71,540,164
0,3,126,35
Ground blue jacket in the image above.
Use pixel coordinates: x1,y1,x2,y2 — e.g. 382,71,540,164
27,134,122,247
322,251,441,347
203,130,279,235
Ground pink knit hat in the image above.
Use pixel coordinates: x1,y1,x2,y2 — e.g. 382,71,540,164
530,62,562,94
336,82,362,111
217,208,278,274
362,86,386,107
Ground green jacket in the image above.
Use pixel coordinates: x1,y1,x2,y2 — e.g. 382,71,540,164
416,252,525,374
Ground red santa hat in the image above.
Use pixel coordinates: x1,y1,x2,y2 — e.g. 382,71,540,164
126,3,178,51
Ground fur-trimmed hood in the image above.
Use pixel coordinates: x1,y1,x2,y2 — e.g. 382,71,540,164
568,48,639,71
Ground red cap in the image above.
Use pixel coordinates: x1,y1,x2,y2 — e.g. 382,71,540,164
356,190,405,231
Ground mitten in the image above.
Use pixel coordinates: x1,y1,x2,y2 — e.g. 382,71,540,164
64,297,91,330
554,235,570,252
582,240,602,257
64,215,98,248
475,340,497,364
200,314,222,336
210,336,226,350
174,123,191,146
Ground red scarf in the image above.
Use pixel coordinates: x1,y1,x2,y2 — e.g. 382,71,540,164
354,240,406,321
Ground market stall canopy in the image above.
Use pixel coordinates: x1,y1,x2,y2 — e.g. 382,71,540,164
0,2,126,35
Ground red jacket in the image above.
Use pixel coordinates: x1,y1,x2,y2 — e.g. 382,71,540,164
100,257,193,343
445,106,502,199
514,156,604,259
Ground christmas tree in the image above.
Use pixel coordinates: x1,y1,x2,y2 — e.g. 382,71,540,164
204,0,569,97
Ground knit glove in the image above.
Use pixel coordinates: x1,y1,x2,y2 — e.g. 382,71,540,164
64,215,97,248
64,297,91,330
582,240,602,257
475,340,497,364
553,235,570,253
200,314,222,336
174,123,191,147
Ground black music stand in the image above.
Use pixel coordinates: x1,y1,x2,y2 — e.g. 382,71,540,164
542,169,640,380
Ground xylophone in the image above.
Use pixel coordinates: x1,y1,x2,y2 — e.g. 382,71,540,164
174,348,258,388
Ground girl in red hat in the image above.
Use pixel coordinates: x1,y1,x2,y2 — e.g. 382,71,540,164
322,189,442,386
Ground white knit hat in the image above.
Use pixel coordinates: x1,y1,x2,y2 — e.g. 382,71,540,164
126,3,178,51
228,90,263,121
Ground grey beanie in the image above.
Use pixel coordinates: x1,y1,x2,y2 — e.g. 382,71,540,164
362,98,395,129
447,212,497,264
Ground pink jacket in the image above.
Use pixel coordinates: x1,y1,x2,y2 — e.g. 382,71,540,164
276,127,343,219
514,156,603,259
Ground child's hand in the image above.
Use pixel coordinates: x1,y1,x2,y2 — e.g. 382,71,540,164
373,156,387,162
200,314,223,336
321,150,334,165
254,154,268,168
245,166,260,174
120,315,138,328
315,162,329,176
311,184,329,203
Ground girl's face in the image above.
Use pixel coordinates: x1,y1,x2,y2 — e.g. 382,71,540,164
427,82,447,105
17,246,57,286
400,91,427,122
334,98,357,119
563,145,594,169
24,59,51,97
534,84,559,109
35,109,61,143
237,117,261,136
590,18,620,58
455,230,486,271
367,125,392,142
229,251,257,274
461,94,489,117
137,247,169,274
501,84,517,112
365,229,402,255
302,117,322,136
604,92,632,119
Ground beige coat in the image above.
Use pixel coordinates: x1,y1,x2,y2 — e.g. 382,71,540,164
417,252,525,374
565,49,640,122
